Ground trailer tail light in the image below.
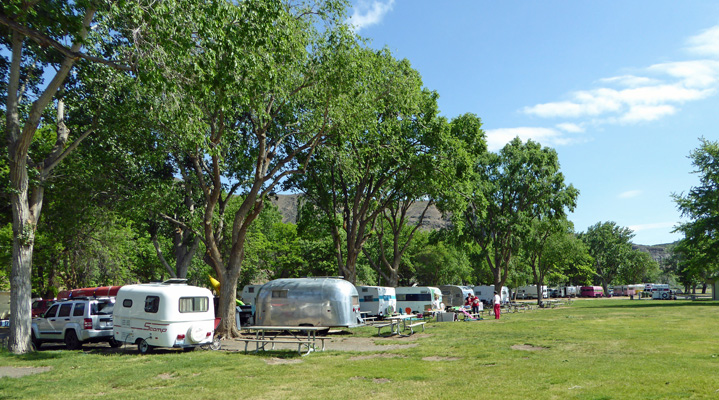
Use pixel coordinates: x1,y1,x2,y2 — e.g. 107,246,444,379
177,334,186,340
206,332,211,337
84,318,92,329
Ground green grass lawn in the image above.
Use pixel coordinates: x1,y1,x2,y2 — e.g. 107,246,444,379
3,299,719,399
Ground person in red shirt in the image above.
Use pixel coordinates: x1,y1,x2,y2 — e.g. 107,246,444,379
471,295,480,314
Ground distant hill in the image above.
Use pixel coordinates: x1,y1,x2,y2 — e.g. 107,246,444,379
271,195,676,263
269,194,449,230
633,243,675,265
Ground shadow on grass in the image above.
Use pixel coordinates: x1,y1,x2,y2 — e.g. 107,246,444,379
0,348,63,361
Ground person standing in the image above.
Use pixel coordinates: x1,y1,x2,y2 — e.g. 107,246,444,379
493,291,501,320
471,294,481,315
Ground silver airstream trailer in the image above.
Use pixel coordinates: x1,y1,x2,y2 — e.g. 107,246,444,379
439,285,475,307
254,278,362,328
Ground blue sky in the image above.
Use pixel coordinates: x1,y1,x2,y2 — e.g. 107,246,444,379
348,0,719,245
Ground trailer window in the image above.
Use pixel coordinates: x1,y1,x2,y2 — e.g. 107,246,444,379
145,296,160,313
352,295,359,308
272,290,288,299
179,297,209,313
363,295,373,302
401,293,431,302
123,299,133,308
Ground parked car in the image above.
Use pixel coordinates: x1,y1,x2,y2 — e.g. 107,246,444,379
31,299,55,317
31,297,119,350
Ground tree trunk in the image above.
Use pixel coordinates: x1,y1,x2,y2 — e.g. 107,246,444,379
216,268,241,337
8,215,35,354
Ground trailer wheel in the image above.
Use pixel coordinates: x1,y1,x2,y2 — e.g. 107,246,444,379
138,338,153,354
662,292,668,299
108,338,122,348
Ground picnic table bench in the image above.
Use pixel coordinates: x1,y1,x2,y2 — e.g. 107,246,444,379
374,321,398,337
406,321,426,334
240,326,329,356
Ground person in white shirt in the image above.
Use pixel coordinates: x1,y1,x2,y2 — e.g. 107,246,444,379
493,291,501,320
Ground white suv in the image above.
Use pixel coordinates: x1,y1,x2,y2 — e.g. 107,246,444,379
31,297,120,350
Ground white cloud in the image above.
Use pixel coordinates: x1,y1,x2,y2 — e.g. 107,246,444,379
485,127,577,152
556,122,585,133
520,24,719,129
618,190,642,199
599,75,660,87
686,26,719,57
628,222,677,232
348,0,395,32
648,60,719,88
619,104,676,123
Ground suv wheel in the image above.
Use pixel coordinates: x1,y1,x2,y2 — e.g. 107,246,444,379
31,332,42,350
64,330,82,350
138,339,153,355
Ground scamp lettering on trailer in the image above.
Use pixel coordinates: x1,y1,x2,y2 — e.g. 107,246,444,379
356,286,397,317
255,277,362,328
113,279,215,354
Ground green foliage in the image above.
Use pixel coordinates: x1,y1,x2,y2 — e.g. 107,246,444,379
410,239,473,286
672,138,719,286
618,250,660,285
579,221,635,289
459,138,578,289
0,224,10,290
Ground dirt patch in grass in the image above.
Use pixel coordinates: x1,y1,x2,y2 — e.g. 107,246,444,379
264,357,303,365
422,356,461,361
349,353,406,361
349,376,391,384
511,344,547,351
222,336,420,353
156,373,175,380
0,366,53,378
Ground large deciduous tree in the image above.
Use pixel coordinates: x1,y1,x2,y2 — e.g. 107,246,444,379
460,138,578,291
134,0,358,336
580,221,634,293
1,0,134,353
672,138,719,286
287,48,428,284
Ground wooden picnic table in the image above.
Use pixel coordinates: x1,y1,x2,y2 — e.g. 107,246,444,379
240,325,329,356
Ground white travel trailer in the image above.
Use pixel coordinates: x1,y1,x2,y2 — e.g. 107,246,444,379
473,285,509,305
113,279,216,354
650,284,673,300
241,284,262,305
516,285,548,299
254,278,362,328
439,285,475,307
356,286,397,317
395,286,442,313
560,286,579,298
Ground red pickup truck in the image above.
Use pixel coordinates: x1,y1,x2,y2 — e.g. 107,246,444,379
31,299,55,317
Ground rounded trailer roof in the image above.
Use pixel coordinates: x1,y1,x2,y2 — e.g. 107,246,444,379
118,282,212,298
